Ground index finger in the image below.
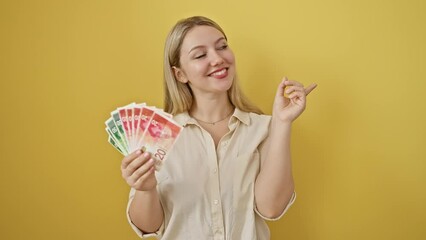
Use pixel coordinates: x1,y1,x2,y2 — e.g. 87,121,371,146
305,83,317,96
121,149,143,168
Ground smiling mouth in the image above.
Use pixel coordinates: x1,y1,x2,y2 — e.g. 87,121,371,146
208,68,228,77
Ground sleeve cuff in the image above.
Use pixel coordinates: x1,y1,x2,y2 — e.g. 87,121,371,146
126,188,164,238
254,191,296,221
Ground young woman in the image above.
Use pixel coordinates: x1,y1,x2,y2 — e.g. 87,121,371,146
120,16,316,239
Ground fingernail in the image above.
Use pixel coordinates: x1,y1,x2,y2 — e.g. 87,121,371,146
143,152,150,158
136,150,141,155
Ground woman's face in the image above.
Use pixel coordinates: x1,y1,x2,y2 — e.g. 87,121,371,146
174,25,236,96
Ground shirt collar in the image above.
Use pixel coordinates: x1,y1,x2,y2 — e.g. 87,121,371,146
173,108,251,127
231,108,250,126
173,111,195,127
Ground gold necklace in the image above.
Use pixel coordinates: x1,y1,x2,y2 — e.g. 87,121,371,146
192,109,234,125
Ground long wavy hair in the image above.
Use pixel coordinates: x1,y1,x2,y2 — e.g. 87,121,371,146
163,16,262,115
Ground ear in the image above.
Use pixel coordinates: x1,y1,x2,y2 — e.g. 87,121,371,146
172,66,188,83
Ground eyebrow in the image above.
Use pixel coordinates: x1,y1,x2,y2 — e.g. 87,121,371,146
188,37,227,54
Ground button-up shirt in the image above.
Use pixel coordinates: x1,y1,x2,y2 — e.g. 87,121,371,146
127,108,296,239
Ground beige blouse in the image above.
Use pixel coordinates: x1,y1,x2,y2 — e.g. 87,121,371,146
127,108,296,240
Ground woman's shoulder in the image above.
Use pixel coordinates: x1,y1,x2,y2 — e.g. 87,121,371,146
236,108,271,125
248,111,271,118
249,112,271,127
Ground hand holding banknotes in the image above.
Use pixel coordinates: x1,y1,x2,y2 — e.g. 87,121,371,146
121,150,157,191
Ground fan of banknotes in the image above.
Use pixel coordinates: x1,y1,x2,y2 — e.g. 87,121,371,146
105,103,182,167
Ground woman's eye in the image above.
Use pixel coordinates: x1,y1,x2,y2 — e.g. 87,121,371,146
219,44,228,50
195,54,206,59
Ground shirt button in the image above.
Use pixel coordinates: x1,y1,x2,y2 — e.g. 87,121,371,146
213,168,217,173
213,200,219,205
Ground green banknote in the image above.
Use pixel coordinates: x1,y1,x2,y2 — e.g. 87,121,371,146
108,136,123,154
105,119,128,155
111,110,129,151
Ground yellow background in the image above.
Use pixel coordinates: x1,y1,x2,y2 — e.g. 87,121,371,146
1,0,425,239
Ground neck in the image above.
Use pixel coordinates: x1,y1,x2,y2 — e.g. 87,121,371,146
189,93,234,123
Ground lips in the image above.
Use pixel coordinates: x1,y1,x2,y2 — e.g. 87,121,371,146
208,68,228,78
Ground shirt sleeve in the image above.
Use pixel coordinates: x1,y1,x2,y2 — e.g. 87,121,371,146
254,191,296,221
254,115,296,221
126,188,165,239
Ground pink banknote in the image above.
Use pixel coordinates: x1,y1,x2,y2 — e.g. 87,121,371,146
140,112,182,169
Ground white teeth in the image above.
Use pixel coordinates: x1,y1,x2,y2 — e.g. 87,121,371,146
211,69,226,76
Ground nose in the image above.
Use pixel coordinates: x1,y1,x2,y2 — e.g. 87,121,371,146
209,50,224,66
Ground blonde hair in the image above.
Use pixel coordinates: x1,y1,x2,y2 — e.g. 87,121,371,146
163,16,262,115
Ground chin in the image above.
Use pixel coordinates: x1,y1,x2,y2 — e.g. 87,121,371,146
217,82,233,93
